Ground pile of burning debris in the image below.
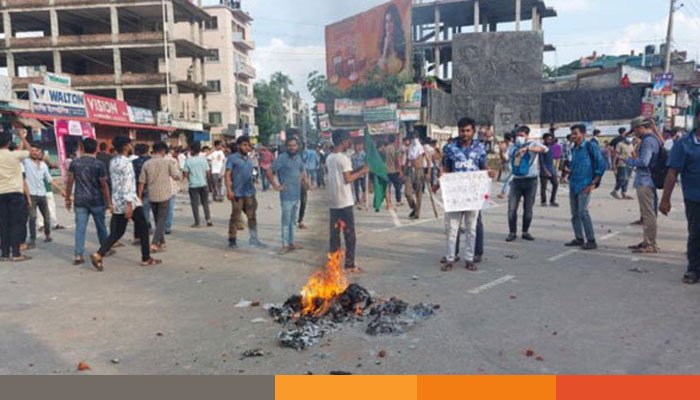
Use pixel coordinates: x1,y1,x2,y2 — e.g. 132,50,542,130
269,244,439,350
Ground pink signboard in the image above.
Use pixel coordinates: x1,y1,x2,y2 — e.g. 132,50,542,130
54,119,95,182
85,94,130,123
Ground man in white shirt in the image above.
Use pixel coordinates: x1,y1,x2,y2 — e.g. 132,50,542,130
405,134,428,219
327,130,369,273
23,143,54,248
207,140,226,202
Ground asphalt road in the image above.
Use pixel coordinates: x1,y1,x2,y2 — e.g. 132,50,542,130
0,175,695,375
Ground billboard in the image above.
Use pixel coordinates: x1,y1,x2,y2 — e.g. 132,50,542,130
85,94,129,123
325,0,412,90
29,83,87,118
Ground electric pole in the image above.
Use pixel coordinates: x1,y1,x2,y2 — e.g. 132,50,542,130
664,0,676,73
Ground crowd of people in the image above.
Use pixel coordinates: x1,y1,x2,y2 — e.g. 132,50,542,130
0,109,698,285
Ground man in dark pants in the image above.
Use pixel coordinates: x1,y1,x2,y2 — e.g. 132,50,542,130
23,142,54,248
96,142,112,192
90,135,160,271
225,136,267,249
506,126,549,242
327,130,368,273
138,141,181,253
183,142,212,228
298,185,308,229
660,108,700,284
539,133,559,207
0,129,31,262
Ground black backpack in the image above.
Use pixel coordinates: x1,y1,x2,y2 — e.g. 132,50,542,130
651,143,669,190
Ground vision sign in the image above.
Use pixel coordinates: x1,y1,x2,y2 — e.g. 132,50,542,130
29,84,87,118
85,94,129,123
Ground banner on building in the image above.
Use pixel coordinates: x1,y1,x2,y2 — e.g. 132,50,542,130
85,94,129,123
334,98,364,116
398,108,420,122
652,72,674,96
318,114,332,131
128,106,156,125
364,98,388,108
367,120,399,135
44,72,72,88
402,84,422,108
363,103,397,122
316,102,326,114
29,84,87,118
439,171,491,212
325,0,412,90
54,119,95,182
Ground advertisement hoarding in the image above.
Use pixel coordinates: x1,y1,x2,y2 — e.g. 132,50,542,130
363,103,397,122
29,84,87,118
367,120,399,135
402,84,422,108
85,94,130,123
334,98,364,116
325,0,412,90
128,106,156,125
652,72,674,96
398,108,421,122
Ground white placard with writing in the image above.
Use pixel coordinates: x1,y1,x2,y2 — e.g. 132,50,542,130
440,171,491,212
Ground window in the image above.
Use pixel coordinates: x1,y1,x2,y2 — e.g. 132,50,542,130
206,80,221,92
204,17,218,30
209,112,223,125
206,49,220,62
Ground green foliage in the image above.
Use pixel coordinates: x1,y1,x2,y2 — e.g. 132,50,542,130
306,67,410,109
254,80,286,145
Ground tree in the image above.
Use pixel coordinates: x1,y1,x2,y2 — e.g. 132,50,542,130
254,81,285,145
270,72,293,95
307,70,342,106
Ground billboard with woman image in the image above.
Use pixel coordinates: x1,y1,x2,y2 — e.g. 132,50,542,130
325,0,412,90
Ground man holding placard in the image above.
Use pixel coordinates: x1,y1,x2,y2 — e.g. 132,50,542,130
433,117,496,272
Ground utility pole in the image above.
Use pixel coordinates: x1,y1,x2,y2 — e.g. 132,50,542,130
664,0,676,73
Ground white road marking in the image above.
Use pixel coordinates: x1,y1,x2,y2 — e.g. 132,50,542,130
388,207,402,227
468,275,515,294
547,231,621,262
370,218,437,233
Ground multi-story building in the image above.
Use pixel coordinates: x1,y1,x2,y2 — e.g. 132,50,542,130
1,0,210,133
175,0,256,139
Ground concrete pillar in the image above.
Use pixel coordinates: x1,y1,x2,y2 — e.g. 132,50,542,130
115,87,124,101
49,9,59,45
190,18,196,44
6,52,14,78
532,6,539,31
52,50,62,73
434,5,440,79
515,0,521,31
110,6,119,43
196,93,204,122
2,11,13,48
113,48,122,84
474,1,480,32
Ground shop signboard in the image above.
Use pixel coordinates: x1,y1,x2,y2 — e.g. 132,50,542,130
29,84,87,118
334,98,364,116
363,103,397,122
128,106,156,125
85,94,129,123
54,119,95,182
402,84,422,108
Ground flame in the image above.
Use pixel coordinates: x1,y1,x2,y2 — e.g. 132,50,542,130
299,220,349,316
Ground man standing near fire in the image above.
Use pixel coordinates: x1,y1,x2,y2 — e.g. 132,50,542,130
434,117,496,272
327,130,369,273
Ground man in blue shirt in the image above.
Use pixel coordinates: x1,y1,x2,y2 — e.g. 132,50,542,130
660,108,700,284
266,137,308,255
506,126,549,242
539,133,559,207
225,136,266,249
435,117,495,272
304,144,319,188
626,117,662,253
565,124,606,250
183,142,212,228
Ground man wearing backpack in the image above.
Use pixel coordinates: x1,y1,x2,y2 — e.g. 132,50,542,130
660,108,700,284
506,126,549,242
565,124,606,250
626,117,662,254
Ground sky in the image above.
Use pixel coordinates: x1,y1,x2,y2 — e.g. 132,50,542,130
203,0,700,104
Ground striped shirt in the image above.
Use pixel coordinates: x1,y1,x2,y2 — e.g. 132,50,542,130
139,155,181,203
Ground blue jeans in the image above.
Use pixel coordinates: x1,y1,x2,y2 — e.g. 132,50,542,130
306,169,317,187
74,205,108,257
281,200,300,247
614,166,631,194
569,190,595,242
166,195,175,232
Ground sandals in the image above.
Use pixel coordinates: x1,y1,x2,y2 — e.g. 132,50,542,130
440,256,460,264
11,255,32,263
441,262,454,272
140,258,162,267
465,261,478,271
90,253,104,272
632,245,659,254
628,242,646,250
683,272,699,285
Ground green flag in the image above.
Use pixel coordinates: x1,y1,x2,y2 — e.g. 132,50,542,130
364,128,388,212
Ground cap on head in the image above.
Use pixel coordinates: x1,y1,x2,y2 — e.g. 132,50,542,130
630,116,649,130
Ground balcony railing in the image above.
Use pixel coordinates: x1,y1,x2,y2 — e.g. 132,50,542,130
238,94,258,108
231,31,255,50
235,62,256,79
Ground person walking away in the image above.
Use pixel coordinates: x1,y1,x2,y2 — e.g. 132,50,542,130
304,144,319,188
382,134,403,208
0,129,32,262
539,133,559,207
565,124,606,250
90,135,160,270
660,109,700,284
327,130,368,273
139,142,181,253
65,138,111,265
207,140,226,202
266,137,308,254
405,134,428,219
131,144,152,243
611,132,635,200
23,142,54,248
626,117,662,253
351,141,367,208
506,126,549,242
225,136,267,249
435,117,496,271
183,142,212,228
